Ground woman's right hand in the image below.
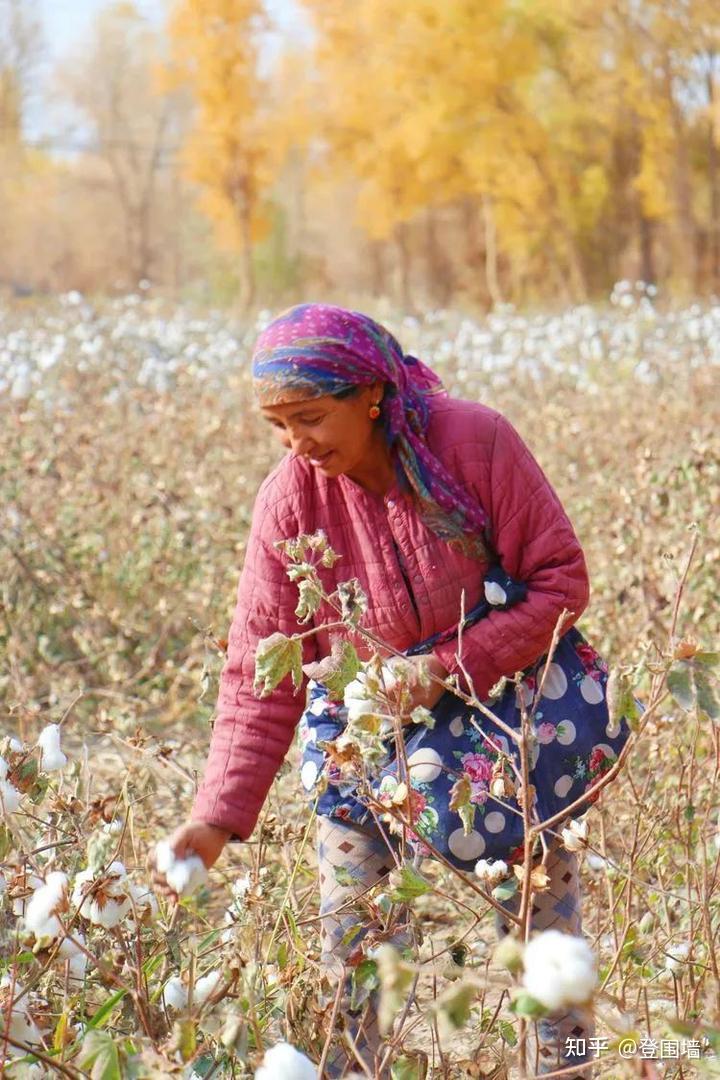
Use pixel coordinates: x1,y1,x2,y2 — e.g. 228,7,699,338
149,820,232,903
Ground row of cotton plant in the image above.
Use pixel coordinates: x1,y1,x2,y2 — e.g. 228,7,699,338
2,285,720,409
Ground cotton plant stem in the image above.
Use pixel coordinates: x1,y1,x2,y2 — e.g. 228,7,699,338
266,799,318,958
317,975,345,1079
0,1032,84,1077
359,790,523,925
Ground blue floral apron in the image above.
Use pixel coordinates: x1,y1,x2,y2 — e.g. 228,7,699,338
298,564,630,871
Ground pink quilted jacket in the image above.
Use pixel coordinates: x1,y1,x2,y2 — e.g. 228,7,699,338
191,395,590,840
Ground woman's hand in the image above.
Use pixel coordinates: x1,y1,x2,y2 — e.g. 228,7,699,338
404,654,448,711
149,820,232,903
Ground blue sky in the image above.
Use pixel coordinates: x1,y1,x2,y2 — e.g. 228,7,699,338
37,0,301,59
30,0,304,138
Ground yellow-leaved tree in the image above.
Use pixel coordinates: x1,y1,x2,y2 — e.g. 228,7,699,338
166,0,273,308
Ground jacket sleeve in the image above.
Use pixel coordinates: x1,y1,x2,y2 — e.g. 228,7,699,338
190,483,317,841
433,412,589,699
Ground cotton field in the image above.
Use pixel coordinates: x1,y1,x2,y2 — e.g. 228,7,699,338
1,291,719,1078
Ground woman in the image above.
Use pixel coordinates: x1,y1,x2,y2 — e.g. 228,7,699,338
152,303,594,1077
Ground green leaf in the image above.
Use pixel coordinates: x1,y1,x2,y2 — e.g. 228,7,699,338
499,1019,518,1046
86,988,128,1031
391,1054,427,1080
695,670,720,722
0,823,12,860
303,640,360,700
668,662,695,712
333,864,356,887
509,990,548,1019
78,1030,122,1080
606,666,641,729
253,632,303,697
492,877,519,902
376,945,414,1035
694,652,720,669
173,1018,197,1062
432,980,479,1042
294,579,322,623
350,958,379,1010
28,775,49,805
286,561,316,582
15,758,38,787
387,863,431,903
410,706,435,730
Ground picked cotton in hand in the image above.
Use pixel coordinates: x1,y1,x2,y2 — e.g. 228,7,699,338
154,840,207,897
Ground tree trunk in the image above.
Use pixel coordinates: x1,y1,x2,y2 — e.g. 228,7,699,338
424,206,453,306
235,177,255,314
481,193,503,308
663,55,697,291
395,221,412,312
638,212,656,288
369,240,386,299
707,60,720,292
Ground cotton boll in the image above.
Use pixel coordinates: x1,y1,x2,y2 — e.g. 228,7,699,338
343,678,377,723
91,895,132,929
522,930,597,1012
58,934,88,985
37,724,67,772
24,871,68,940
0,755,7,779
194,970,222,1005
0,779,21,813
165,857,207,897
255,1042,318,1080
561,819,588,852
664,942,690,974
154,840,207,897
71,864,132,928
162,976,188,1011
474,859,510,887
232,873,252,901
0,976,45,1054
128,881,158,921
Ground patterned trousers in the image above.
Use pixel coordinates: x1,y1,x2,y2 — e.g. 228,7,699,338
316,816,594,1078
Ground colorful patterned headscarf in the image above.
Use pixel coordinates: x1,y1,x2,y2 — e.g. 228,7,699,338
252,303,490,558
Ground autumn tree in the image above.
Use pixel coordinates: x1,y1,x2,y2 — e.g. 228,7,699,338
166,0,273,309
57,2,187,288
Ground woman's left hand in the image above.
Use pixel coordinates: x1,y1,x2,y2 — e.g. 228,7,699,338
404,654,448,711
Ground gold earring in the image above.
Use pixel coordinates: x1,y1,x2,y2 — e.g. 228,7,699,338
369,403,381,420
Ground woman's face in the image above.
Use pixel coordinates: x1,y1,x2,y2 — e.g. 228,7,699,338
260,382,387,480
